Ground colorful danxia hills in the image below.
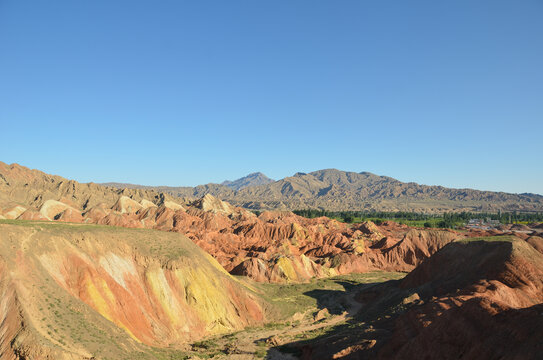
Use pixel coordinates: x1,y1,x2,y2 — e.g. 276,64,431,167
2,1,542,359
1,161,543,359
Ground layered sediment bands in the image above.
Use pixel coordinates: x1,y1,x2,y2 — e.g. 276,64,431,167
1,190,467,283
39,249,264,345
184,209,464,282
231,255,338,283
365,229,461,271
0,223,266,358
399,237,543,305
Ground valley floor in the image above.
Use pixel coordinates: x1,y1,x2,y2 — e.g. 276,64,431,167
184,272,405,359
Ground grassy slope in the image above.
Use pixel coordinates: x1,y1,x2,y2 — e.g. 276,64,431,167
0,220,267,360
252,272,406,319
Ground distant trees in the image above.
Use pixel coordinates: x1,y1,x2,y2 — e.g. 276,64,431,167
292,209,543,228
343,215,354,223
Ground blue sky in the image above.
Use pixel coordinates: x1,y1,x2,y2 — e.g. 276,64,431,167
0,1,541,194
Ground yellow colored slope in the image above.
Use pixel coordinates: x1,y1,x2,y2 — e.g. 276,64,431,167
0,221,268,359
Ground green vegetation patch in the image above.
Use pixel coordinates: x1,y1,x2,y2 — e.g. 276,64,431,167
253,272,405,319
293,209,543,228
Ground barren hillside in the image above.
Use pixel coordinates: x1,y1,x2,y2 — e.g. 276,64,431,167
103,168,543,213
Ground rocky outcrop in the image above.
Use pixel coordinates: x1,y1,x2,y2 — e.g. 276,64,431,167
231,255,337,283
39,199,83,222
526,235,543,254
189,194,240,216
2,205,27,219
111,196,144,214
366,229,461,271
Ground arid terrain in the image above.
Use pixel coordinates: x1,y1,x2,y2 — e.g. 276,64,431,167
4,0,543,358
104,169,543,213
1,161,543,359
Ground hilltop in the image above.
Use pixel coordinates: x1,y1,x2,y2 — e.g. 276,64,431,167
221,172,274,190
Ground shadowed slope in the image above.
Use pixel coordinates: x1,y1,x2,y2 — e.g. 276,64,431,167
282,236,543,359
378,237,543,359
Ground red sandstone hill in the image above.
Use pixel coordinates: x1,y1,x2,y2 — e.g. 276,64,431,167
290,235,543,359
379,236,543,359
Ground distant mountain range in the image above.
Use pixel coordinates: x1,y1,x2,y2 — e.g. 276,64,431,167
1,161,542,213
102,168,543,213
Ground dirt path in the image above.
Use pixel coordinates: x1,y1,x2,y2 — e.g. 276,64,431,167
266,292,362,359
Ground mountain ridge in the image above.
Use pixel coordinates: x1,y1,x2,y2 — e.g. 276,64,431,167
221,172,275,190
2,161,542,213
101,168,543,213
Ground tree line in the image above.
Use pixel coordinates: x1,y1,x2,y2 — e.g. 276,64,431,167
292,209,543,228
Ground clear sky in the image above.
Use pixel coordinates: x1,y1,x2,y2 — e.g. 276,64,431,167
1,1,541,194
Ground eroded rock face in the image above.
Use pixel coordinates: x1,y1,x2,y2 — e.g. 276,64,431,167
0,223,266,359
8,186,542,286
190,194,241,216
159,206,465,283
526,236,543,254
1,191,467,283
231,255,337,283
2,205,27,219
